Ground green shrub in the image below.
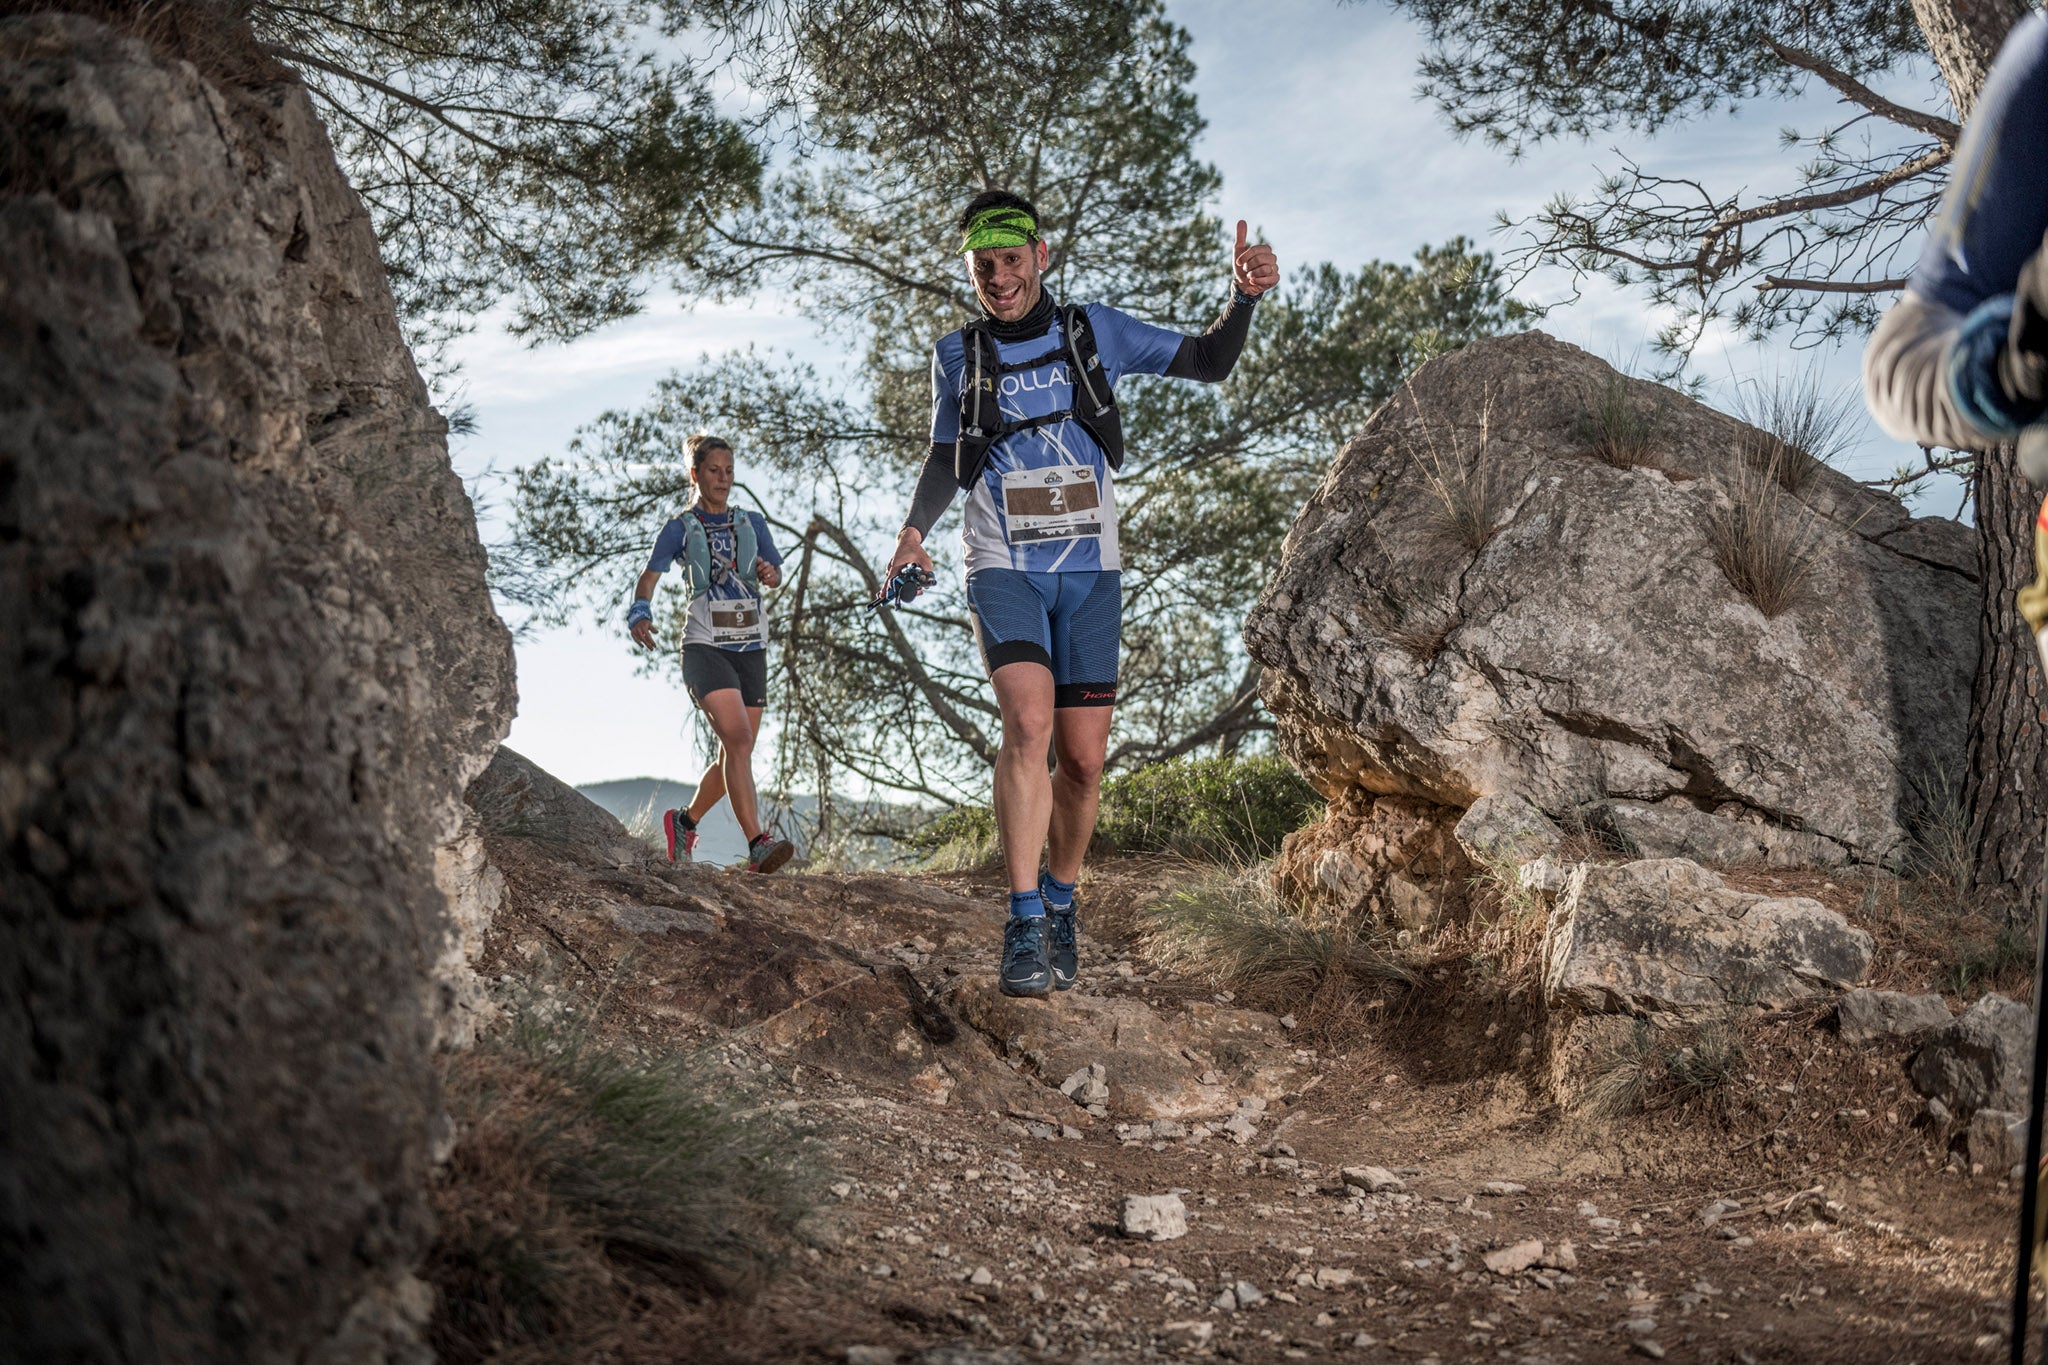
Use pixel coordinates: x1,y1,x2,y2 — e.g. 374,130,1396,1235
1095,754,1322,861
904,804,1001,870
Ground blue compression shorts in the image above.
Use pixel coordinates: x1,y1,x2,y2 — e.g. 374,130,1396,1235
965,568,1120,708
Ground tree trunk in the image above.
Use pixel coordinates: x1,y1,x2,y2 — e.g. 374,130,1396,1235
1912,0,2030,117
1966,450,2048,920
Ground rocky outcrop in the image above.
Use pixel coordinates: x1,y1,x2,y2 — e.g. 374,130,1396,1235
1837,988,1952,1046
1540,859,1874,1018
1,15,512,1364
1247,331,1975,875
1270,793,1473,930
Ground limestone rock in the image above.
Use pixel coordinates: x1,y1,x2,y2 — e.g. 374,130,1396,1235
1120,1193,1189,1241
1837,989,1952,1046
1,14,511,1362
1456,793,1565,866
1342,1166,1405,1193
1966,1109,2027,1172
1600,799,1848,868
1483,1239,1545,1275
1541,859,1872,1017
1911,994,2032,1118
1247,331,1974,870
469,744,650,868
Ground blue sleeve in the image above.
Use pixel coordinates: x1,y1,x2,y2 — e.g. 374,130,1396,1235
748,511,783,567
1087,303,1186,384
1910,12,2048,314
930,336,962,443
645,518,687,574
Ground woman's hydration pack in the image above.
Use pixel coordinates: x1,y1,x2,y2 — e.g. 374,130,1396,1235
953,303,1124,489
682,508,759,600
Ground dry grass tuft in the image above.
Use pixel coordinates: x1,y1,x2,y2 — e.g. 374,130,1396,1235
1584,1016,1748,1119
426,1004,816,1363
1581,372,1662,470
1732,368,1860,497
1139,865,1411,1034
1408,387,1511,553
1707,441,1822,618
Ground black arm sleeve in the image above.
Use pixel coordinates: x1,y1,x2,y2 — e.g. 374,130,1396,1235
1164,290,1260,383
903,442,958,538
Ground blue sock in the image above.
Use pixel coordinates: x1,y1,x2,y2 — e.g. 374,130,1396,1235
1040,872,1076,910
1009,890,1046,920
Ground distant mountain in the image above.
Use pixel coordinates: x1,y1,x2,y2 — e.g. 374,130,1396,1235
574,779,919,869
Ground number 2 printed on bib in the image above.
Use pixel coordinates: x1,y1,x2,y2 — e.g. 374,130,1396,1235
1000,465,1103,544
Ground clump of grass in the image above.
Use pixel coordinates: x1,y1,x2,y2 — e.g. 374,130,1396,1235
1941,925,2034,997
426,1005,816,1362
1584,1016,1748,1118
1581,372,1662,469
1409,387,1511,553
1708,441,1823,618
1457,851,1551,986
1732,368,1860,497
1904,767,1974,898
1139,866,1411,1021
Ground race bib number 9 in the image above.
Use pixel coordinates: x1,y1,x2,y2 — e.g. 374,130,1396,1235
711,605,764,646
1001,466,1103,544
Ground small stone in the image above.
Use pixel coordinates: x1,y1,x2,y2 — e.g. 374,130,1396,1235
1541,1240,1578,1271
1698,1198,1742,1226
1341,1166,1404,1193
1150,1118,1188,1140
869,1262,893,1278
1315,1267,1356,1288
1223,1114,1260,1144
1211,1287,1238,1311
1234,1279,1265,1308
1351,1332,1379,1349
968,1266,994,1286
1588,1216,1621,1230
1624,1317,1658,1336
1120,1193,1189,1241
1314,1311,1338,1327
1632,1343,1666,1360
1160,1321,1214,1349
1480,1181,1527,1197
1482,1239,1545,1275
831,1182,854,1199
1927,1097,1952,1124
845,1349,899,1365
1239,1095,1269,1112
1576,1201,1600,1217
1279,1013,1299,1029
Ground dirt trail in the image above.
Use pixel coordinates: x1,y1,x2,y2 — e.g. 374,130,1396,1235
470,839,2027,1364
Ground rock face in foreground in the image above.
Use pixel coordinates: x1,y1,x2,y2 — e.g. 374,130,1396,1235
1248,330,1974,879
1,16,512,1364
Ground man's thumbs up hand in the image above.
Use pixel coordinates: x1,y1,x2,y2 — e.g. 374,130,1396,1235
1233,219,1278,297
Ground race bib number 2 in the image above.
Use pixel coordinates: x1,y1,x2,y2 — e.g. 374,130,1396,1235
1001,465,1103,544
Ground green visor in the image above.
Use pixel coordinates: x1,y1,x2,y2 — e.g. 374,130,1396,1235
959,205,1038,254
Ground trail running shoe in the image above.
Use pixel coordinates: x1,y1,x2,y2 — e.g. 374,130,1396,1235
745,833,795,874
999,915,1053,998
663,809,699,863
1046,895,1079,991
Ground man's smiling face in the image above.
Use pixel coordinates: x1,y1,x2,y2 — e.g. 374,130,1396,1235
967,239,1049,322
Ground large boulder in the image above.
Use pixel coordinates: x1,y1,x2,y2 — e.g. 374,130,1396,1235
1,16,512,1364
1541,859,1874,1018
1246,331,1974,872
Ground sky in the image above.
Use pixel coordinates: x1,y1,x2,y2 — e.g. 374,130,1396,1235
446,0,1953,791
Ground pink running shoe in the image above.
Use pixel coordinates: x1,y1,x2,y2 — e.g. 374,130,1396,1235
663,809,699,863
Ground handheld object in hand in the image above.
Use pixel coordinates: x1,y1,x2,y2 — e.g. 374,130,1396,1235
868,564,938,612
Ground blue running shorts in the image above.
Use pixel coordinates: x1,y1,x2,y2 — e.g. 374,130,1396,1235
965,568,1120,708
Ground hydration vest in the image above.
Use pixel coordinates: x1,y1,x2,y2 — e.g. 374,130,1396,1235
954,302,1124,490
680,508,759,600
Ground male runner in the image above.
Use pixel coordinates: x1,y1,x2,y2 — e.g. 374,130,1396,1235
885,191,1278,997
